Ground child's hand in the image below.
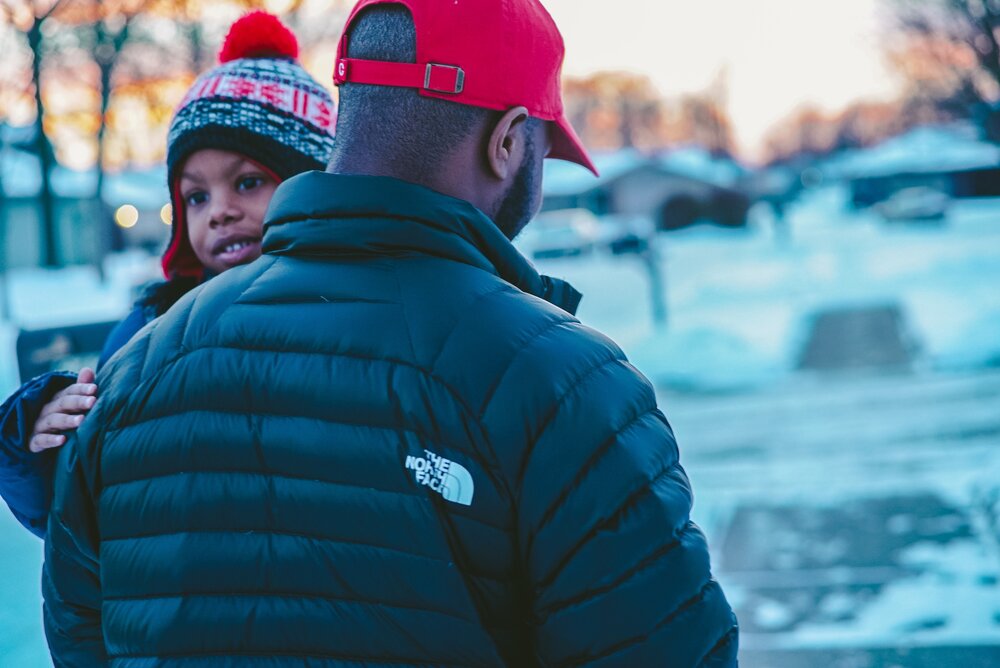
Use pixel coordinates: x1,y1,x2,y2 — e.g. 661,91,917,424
29,368,98,453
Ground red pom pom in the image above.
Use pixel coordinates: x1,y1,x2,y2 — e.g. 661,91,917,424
218,11,299,63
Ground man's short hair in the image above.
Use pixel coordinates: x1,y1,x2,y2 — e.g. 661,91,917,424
332,5,491,172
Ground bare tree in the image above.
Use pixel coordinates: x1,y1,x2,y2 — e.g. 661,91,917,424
2,0,76,267
888,0,1000,128
280,0,354,49
0,20,30,205
53,0,157,259
151,0,321,75
661,91,736,158
97,2,163,262
563,72,669,151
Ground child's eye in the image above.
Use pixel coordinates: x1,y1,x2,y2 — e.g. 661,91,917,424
237,176,265,192
185,191,208,207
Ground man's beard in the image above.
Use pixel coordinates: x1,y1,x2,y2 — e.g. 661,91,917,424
493,141,540,241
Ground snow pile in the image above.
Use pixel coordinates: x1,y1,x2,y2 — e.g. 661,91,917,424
629,326,785,392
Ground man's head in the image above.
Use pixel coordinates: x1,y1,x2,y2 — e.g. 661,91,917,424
329,0,594,240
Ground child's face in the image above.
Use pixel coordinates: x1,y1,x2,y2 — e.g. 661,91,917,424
178,149,278,275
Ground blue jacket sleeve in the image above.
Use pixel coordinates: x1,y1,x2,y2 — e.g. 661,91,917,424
0,371,77,537
96,305,151,372
0,304,151,538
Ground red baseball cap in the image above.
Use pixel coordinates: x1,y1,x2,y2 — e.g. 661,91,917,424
333,0,597,175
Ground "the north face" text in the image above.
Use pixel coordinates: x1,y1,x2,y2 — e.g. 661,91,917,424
404,450,474,506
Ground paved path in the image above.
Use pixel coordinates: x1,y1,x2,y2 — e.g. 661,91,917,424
667,368,1000,667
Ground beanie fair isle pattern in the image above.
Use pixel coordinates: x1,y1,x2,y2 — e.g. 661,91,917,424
162,13,336,279
168,58,336,173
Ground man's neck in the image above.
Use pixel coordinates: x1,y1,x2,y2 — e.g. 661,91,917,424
327,160,433,193
327,151,499,222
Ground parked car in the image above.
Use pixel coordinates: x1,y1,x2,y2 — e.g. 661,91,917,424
519,208,601,259
876,187,950,222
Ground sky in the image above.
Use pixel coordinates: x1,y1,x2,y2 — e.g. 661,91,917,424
0,0,905,166
543,0,904,159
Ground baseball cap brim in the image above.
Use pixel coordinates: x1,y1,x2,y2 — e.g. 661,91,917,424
549,113,598,176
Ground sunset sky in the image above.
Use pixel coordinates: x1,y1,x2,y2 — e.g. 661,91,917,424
0,0,910,166
544,0,904,159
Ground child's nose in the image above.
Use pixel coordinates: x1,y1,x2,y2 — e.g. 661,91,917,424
209,196,242,228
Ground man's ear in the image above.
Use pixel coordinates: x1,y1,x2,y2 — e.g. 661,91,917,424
486,106,530,181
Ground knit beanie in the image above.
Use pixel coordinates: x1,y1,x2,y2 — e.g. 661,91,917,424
162,11,336,279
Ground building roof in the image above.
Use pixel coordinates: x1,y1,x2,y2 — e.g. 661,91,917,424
1,145,168,208
824,124,1000,181
655,146,745,188
543,147,747,198
542,149,647,197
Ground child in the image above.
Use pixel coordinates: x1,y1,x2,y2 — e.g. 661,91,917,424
0,11,336,536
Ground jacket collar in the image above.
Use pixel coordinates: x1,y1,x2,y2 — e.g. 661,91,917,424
263,172,582,315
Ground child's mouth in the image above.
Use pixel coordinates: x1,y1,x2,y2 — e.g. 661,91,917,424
212,236,262,267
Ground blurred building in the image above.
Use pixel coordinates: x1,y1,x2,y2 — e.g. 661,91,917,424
542,147,751,231
822,124,1000,209
0,124,170,270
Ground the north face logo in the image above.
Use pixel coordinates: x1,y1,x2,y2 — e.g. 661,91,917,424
404,450,474,506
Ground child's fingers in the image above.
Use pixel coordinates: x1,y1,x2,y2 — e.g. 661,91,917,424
34,412,85,435
39,393,96,418
29,432,67,453
54,383,98,400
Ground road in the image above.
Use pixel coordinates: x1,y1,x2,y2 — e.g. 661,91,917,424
669,368,1000,667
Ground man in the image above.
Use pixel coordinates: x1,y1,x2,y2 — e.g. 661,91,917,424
43,1,738,666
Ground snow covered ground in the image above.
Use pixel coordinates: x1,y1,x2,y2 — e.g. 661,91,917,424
667,368,1000,665
531,186,1000,390
1,184,999,665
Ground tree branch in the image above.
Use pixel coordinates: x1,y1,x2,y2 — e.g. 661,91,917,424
972,12,1000,82
40,0,70,21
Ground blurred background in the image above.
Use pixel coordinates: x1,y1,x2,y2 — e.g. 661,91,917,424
2,0,999,665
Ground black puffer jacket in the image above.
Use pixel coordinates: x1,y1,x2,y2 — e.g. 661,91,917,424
44,173,738,667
